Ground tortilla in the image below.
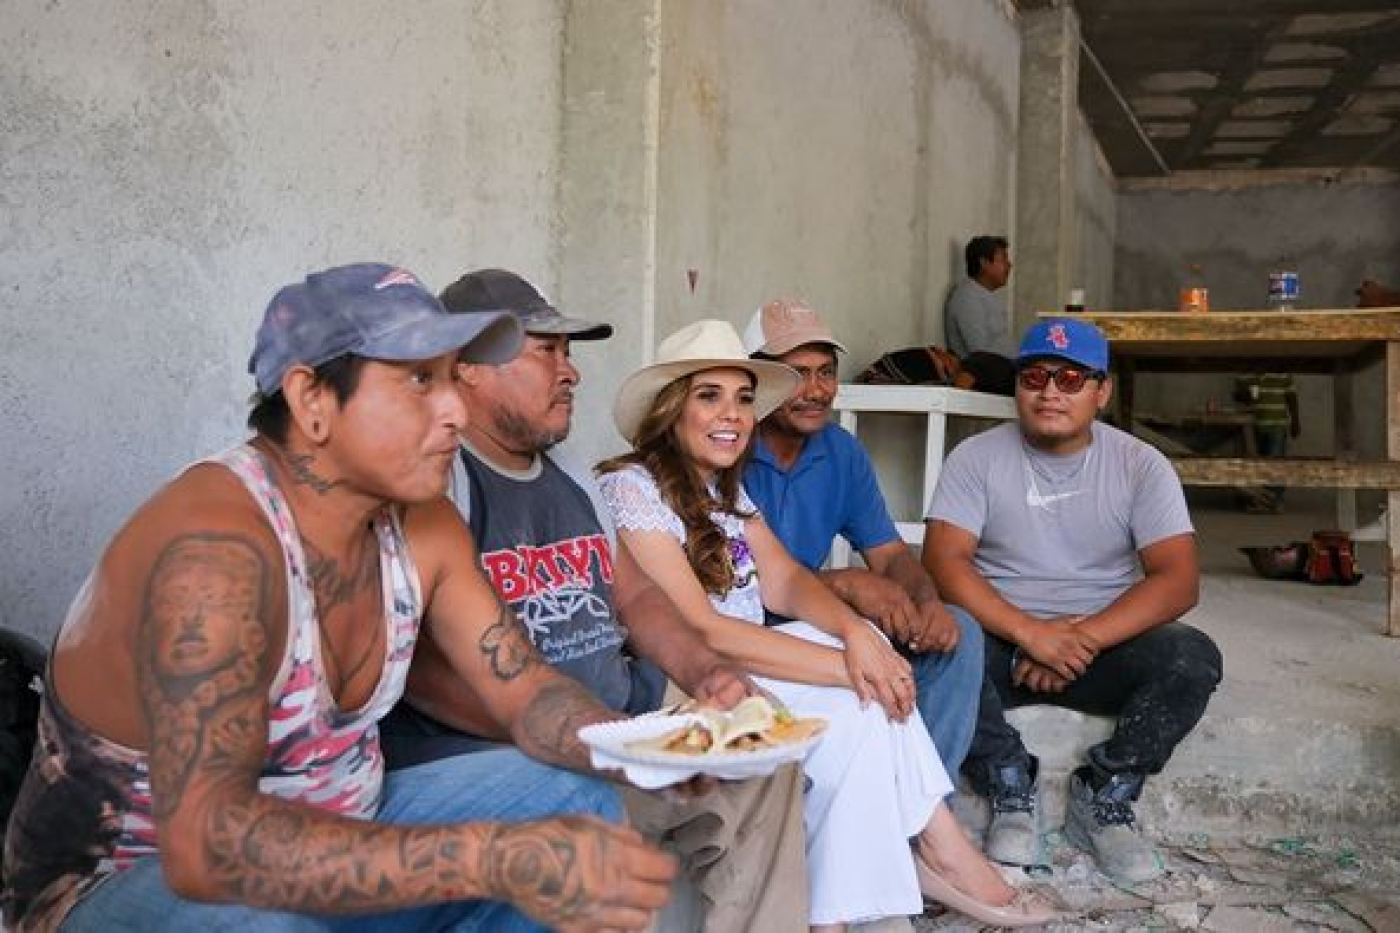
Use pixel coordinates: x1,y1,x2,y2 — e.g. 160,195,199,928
625,696,825,757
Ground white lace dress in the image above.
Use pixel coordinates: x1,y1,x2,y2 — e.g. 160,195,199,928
598,465,951,924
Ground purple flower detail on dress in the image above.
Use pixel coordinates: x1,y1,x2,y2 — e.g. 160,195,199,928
728,535,757,591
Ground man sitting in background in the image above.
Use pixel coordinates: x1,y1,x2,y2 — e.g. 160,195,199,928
1233,373,1299,513
943,235,1016,395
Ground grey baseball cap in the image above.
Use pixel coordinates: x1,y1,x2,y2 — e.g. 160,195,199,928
248,263,524,396
439,268,613,340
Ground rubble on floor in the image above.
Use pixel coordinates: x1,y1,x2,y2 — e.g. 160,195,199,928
912,833,1400,931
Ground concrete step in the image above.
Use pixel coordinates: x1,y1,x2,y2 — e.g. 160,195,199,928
952,706,1400,842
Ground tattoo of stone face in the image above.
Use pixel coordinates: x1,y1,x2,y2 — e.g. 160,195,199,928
138,535,577,915
479,601,541,681
137,533,272,818
286,452,340,494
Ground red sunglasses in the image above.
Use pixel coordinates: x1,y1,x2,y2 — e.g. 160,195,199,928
1016,365,1105,394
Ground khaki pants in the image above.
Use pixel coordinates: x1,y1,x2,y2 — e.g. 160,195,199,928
625,763,808,933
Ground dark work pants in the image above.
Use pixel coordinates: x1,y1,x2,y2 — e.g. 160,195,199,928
964,622,1222,795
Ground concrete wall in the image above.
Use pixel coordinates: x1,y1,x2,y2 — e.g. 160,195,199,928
1114,169,1400,461
1116,169,1400,315
920,0,1022,342
0,0,1078,637
552,0,664,474
1072,113,1117,313
648,0,1022,522
1,0,568,639
653,0,1021,372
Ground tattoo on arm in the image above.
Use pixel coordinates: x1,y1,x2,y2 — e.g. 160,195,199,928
205,799,604,920
137,534,601,915
479,601,541,681
205,800,470,912
476,602,610,768
137,533,273,818
517,678,606,766
480,821,593,927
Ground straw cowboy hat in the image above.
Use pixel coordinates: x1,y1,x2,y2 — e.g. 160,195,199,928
613,319,800,444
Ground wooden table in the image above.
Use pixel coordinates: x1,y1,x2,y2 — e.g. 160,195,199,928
1137,411,1259,457
1070,308,1400,635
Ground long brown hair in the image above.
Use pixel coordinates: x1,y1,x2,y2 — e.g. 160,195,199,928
598,372,755,595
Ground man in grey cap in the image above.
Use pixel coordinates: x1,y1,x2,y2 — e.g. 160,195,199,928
384,268,810,933
4,263,677,932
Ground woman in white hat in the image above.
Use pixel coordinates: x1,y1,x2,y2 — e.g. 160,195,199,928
597,320,1058,931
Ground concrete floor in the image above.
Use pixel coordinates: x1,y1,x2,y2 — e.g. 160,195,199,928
905,491,1400,931
909,834,1400,931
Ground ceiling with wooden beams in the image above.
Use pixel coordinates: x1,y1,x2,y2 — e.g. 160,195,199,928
1027,1,1400,177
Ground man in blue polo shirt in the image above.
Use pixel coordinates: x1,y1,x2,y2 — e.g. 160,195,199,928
741,299,984,776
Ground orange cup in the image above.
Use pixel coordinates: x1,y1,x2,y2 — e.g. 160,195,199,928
1179,287,1209,313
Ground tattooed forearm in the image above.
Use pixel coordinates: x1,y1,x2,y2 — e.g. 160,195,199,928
201,795,614,921
516,678,610,768
205,798,468,912
479,602,542,681
137,533,272,817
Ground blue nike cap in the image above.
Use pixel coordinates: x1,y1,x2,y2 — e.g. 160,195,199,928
1015,317,1109,372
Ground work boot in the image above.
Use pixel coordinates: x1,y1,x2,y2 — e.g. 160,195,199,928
1064,765,1165,885
983,758,1041,867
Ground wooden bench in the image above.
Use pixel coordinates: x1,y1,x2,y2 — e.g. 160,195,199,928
827,384,1016,567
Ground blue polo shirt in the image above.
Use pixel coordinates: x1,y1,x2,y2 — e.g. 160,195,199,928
744,422,900,570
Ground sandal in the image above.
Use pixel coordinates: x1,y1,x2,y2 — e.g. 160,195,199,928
914,850,1064,928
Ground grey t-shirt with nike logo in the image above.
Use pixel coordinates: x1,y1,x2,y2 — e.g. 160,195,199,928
926,421,1193,618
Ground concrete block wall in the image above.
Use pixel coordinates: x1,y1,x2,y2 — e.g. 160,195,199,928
1072,113,1118,314
1,0,570,639
3,0,1044,637
651,0,1022,370
643,0,1026,522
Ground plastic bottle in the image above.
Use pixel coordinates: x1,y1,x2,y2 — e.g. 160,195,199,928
1268,260,1299,311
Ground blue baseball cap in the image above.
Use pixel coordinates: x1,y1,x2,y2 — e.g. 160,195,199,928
248,263,525,396
1015,318,1109,372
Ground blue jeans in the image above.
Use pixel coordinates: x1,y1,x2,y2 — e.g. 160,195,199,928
62,751,623,932
907,604,984,777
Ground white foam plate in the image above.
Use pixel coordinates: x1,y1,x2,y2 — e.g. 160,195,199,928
578,712,826,789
